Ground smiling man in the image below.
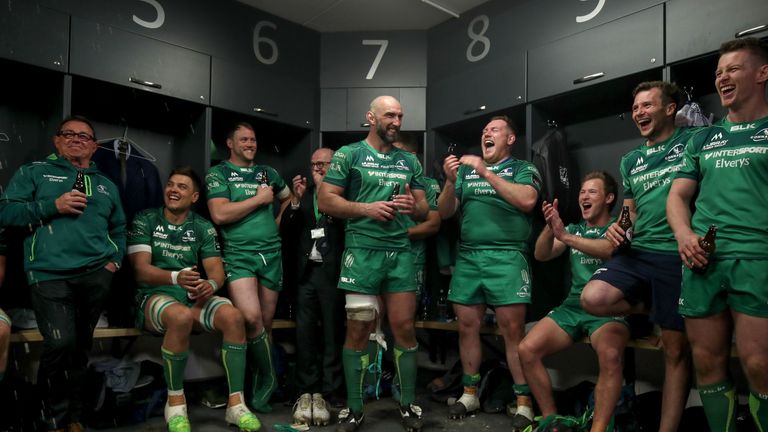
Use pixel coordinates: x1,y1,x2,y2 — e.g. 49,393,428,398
206,122,292,413
0,115,125,432
318,95,429,432
520,171,628,432
129,167,260,432
580,81,695,432
437,115,541,430
667,37,768,431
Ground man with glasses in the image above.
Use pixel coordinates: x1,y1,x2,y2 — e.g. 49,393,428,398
206,122,292,413
0,115,126,432
282,148,345,426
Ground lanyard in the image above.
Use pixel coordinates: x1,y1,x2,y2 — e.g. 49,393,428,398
312,190,321,224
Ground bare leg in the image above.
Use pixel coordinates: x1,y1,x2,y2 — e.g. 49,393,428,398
658,328,690,432
589,322,630,432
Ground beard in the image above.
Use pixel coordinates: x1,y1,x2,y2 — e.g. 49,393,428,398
376,122,398,144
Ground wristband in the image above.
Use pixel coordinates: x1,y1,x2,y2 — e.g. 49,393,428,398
208,279,219,292
171,271,180,285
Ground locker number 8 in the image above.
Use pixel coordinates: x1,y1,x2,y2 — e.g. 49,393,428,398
466,15,490,63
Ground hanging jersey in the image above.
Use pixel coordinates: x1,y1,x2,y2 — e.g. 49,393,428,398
455,158,542,251
564,220,612,305
323,140,426,250
128,208,221,302
676,115,768,258
620,127,696,254
206,160,289,252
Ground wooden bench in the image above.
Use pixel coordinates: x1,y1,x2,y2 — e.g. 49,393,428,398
415,319,739,356
9,319,297,343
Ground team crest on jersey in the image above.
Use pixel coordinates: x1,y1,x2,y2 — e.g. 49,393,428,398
395,160,408,170
182,230,196,242
665,143,685,161
751,128,768,142
499,167,515,177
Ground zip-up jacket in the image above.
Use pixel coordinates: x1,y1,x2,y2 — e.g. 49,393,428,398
0,154,126,282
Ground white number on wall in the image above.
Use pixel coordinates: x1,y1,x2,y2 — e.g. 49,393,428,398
466,15,490,63
362,39,389,80
576,0,606,23
133,0,165,29
253,21,279,65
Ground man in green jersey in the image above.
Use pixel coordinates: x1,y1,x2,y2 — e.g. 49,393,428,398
206,122,292,412
393,135,441,317
520,171,628,432
318,95,429,432
437,115,541,430
581,81,692,432
129,166,260,432
0,116,125,432
0,229,9,386
667,37,768,431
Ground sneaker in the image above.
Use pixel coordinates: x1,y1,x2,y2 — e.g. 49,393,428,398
448,392,480,419
511,403,535,431
399,403,423,432
312,393,331,426
336,407,364,432
292,393,313,425
164,403,191,432
225,402,261,431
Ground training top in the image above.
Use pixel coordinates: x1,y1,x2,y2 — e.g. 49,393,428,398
675,115,768,258
323,140,426,251
563,219,613,305
128,207,221,302
620,127,696,254
404,176,440,261
206,160,289,252
0,154,126,283
455,157,542,251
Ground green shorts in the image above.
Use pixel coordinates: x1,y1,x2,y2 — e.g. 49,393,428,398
223,249,282,291
337,248,416,294
0,308,10,327
680,258,768,318
136,293,232,334
547,301,628,340
448,249,532,306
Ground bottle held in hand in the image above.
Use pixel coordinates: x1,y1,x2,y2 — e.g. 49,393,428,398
72,170,86,193
389,183,400,202
259,170,269,187
692,224,717,274
617,205,633,251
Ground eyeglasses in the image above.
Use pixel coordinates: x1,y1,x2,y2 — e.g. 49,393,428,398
58,130,95,142
311,161,331,168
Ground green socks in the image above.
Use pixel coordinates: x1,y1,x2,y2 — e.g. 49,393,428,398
394,344,418,406
462,373,481,387
222,341,247,394
248,330,276,412
161,347,189,391
699,381,737,432
513,383,532,397
749,390,768,432
343,348,369,414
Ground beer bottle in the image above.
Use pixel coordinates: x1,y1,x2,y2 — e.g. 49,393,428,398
692,224,717,274
259,169,269,187
617,205,633,250
389,183,400,201
72,170,86,194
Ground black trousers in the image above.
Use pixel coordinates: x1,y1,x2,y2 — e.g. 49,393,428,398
30,267,113,430
294,262,345,396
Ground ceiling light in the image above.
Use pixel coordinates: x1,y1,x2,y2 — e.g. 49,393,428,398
421,0,460,18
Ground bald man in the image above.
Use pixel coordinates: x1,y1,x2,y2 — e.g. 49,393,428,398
282,148,345,426
318,96,429,432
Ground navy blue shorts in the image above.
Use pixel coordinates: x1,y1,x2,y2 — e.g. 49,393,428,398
590,249,684,331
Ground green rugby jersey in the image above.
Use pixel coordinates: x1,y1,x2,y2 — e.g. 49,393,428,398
620,127,696,254
455,158,542,251
323,140,426,250
206,160,288,252
128,207,221,301
404,176,440,261
676,115,768,258
563,219,612,305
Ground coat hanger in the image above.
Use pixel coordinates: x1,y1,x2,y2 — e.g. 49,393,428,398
96,125,157,162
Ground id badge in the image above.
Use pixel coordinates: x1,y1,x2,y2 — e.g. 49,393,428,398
311,228,326,240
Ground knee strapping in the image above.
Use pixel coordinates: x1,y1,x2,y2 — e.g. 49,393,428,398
345,294,379,321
